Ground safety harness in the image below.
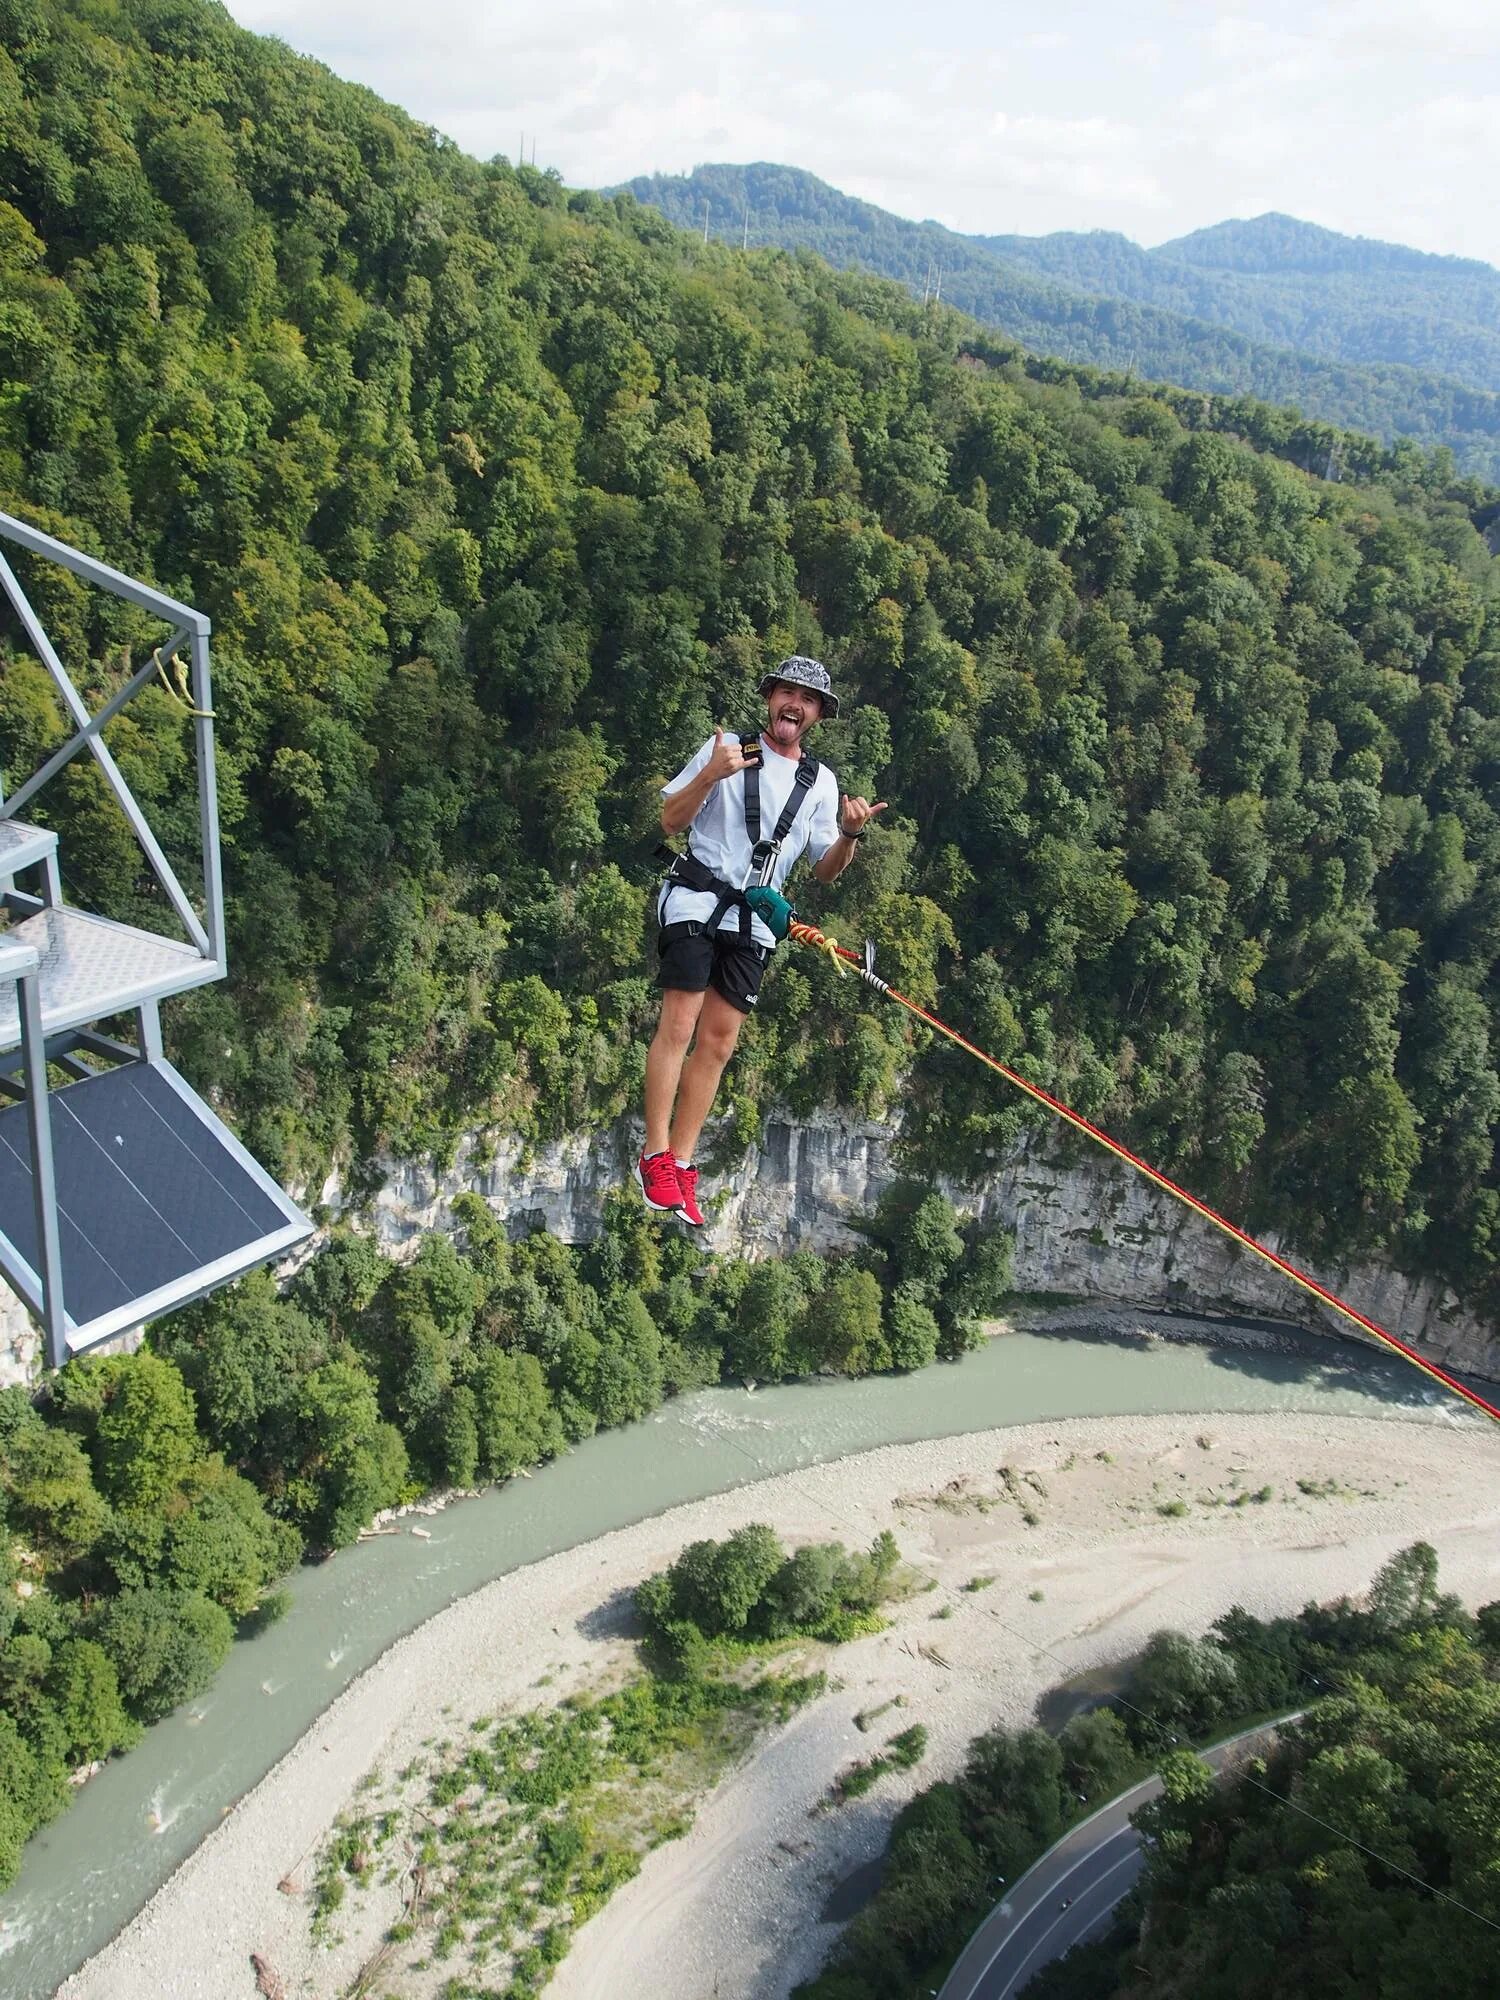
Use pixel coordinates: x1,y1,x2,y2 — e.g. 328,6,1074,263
658,733,821,943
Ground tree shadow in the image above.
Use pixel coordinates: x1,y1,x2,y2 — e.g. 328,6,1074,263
1003,1302,1469,1415
576,1582,645,1643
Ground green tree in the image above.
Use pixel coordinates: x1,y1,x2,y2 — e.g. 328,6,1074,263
93,1587,234,1723
159,1460,301,1615
58,1353,199,1513
884,1283,941,1370
470,1348,563,1479
0,1418,111,1569
816,1263,887,1375
46,1638,137,1766
285,1361,410,1548
666,1523,785,1638
875,1186,966,1302
1126,1629,1240,1744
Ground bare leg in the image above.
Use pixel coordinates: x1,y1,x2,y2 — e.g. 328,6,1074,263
668,987,747,1163
644,986,706,1156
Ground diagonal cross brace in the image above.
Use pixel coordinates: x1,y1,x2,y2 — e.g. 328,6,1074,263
0,552,211,957
1,633,189,818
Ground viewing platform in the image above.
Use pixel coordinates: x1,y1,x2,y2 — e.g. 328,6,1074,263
0,903,219,1053
0,509,310,1368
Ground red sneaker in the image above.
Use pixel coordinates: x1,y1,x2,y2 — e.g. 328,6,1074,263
637,1150,683,1213
676,1162,705,1228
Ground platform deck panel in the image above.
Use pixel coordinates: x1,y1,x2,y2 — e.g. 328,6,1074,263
0,818,57,877
0,1061,295,1327
0,905,213,1051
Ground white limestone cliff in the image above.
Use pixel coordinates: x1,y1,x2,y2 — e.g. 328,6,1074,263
5,1111,1494,1386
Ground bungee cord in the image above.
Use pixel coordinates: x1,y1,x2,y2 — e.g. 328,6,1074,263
783,917,1500,1428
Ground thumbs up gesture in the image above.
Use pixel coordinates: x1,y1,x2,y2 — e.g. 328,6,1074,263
708,729,751,782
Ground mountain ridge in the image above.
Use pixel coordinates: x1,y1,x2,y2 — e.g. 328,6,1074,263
616,164,1500,469
1154,210,1497,277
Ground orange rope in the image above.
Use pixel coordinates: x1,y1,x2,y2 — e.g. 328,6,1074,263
787,919,1500,1426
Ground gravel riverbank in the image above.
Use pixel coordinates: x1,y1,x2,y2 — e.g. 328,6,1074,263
59,1408,1499,2000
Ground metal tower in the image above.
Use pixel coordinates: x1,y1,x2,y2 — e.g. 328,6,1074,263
0,510,311,1368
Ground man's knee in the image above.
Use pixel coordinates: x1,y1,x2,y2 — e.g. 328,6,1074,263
652,990,702,1052
694,1008,744,1065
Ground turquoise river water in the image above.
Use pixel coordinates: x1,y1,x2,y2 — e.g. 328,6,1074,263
1,1316,1487,1998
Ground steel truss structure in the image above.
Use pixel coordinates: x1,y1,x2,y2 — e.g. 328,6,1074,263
0,510,310,1367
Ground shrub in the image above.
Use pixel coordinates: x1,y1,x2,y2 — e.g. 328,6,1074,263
94,1586,234,1722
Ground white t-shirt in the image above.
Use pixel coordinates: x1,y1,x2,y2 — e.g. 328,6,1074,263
659,734,841,948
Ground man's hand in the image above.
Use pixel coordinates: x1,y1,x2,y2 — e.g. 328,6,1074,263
662,729,752,836
814,795,888,883
707,728,753,783
838,795,888,838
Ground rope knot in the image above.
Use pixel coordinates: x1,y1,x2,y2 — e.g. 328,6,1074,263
790,919,846,977
153,648,215,718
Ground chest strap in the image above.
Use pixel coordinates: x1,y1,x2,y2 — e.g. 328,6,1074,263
742,735,820,885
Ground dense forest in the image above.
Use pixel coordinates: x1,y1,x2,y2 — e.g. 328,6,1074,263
977,212,1500,401
3,1,1500,1304
0,1183,1005,1882
802,1544,1500,1999
623,166,1500,478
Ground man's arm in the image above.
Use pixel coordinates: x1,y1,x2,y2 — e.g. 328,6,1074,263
661,730,750,835
812,792,888,883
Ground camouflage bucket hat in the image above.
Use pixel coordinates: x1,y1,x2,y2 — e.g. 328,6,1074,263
758,654,841,719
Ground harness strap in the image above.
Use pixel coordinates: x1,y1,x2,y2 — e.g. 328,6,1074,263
741,733,761,848
742,736,820,884
656,844,749,939
657,737,823,937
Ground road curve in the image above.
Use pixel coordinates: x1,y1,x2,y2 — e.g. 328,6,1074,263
937,1717,1296,2000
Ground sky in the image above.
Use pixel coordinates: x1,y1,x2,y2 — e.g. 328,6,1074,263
226,0,1500,265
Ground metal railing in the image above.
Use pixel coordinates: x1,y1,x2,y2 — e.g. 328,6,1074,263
0,509,223,967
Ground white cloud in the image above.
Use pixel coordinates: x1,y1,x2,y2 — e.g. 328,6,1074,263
225,0,1500,263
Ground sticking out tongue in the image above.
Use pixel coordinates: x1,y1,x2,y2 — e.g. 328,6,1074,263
773,711,800,742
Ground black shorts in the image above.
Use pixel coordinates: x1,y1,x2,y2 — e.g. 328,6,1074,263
657,922,770,1014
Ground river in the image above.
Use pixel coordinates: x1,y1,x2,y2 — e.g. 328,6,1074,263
1,1314,1484,1998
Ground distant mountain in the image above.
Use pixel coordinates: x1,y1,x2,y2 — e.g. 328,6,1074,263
615,165,1500,479
976,212,1500,395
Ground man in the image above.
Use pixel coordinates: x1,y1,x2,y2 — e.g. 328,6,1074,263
639,656,886,1227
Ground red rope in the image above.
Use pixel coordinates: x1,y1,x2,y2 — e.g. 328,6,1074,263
787,920,1500,1427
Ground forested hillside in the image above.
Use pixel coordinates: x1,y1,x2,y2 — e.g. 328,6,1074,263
3,0,1500,1305
621,165,1500,478
977,212,1500,400
1022,1547,1500,2000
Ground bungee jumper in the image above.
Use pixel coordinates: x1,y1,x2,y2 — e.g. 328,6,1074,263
634,661,1499,1431
638,656,886,1227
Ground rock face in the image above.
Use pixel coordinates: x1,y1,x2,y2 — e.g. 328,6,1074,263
6,1113,1495,1386
0,1288,140,1392
0,1289,41,1390
355,1113,1498,1384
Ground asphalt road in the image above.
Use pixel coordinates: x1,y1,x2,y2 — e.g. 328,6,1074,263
937,1718,1294,2000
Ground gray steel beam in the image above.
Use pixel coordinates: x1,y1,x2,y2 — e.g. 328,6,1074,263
0,635,187,821
190,629,226,964
0,553,211,957
17,957,67,1368
0,510,208,634
0,1026,140,1081
134,1001,163,1060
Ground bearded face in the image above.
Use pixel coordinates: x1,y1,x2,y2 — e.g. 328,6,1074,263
764,681,823,750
